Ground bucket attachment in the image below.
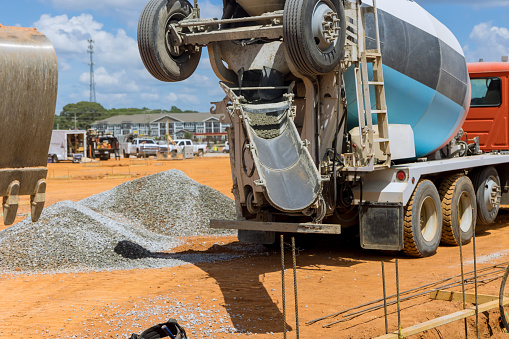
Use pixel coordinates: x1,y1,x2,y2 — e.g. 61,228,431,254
0,25,58,225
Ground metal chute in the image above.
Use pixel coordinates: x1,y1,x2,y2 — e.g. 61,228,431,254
222,85,323,213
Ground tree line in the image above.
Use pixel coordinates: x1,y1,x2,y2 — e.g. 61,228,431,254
53,101,198,130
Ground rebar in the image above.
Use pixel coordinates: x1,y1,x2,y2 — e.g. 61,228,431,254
499,263,509,331
307,261,508,325
281,235,287,339
292,237,300,339
473,230,479,338
322,274,503,328
458,223,467,338
396,259,401,338
382,261,388,334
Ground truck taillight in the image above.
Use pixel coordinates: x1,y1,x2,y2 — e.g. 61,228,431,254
397,170,406,182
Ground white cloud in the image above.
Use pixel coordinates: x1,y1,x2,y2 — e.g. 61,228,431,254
96,92,129,103
79,67,140,92
164,92,200,105
418,0,509,7
31,9,223,112
141,92,160,101
43,0,223,26
59,60,72,72
34,14,141,68
464,22,509,62
199,0,223,19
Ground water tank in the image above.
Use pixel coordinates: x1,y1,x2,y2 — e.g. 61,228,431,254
344,0,470,158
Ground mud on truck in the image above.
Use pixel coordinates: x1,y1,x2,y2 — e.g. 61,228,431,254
137,0,509,257
0,25,58,225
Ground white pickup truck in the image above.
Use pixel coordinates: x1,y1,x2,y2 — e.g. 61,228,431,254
120,138,159,158
160,139,207,156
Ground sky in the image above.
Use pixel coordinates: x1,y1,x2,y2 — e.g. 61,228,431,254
1,0,509,115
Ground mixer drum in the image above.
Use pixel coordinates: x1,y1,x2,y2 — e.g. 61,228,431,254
345,0,470,158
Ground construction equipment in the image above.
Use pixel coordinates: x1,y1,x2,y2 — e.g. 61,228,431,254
86,129,119,161
0,25,58,225
139,0,509,257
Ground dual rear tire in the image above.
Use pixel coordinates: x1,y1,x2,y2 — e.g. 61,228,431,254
403,180,443,257
404,167,501,257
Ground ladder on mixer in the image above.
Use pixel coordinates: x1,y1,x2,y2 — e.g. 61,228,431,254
354,0,391,169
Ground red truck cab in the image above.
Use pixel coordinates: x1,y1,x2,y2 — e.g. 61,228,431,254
463,62,509,150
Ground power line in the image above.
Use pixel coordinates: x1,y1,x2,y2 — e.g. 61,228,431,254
87,39,96,103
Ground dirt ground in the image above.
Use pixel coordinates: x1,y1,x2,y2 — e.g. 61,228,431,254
2,155,509,338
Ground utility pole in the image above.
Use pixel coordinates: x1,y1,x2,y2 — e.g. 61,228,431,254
87,39,96,102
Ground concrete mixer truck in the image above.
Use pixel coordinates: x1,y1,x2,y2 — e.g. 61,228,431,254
137,0,509,257
0,25,58,225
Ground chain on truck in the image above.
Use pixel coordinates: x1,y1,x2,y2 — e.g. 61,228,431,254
138,0,509,257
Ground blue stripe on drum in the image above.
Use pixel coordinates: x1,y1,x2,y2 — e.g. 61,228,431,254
364,7,469,108
345,65,466,158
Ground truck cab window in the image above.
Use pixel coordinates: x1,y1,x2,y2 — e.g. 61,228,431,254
470,77,502,107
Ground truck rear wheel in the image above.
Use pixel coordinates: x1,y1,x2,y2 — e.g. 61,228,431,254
439,174,476,246
138,0,201,82
403,180,443,257
283,0,346,75
52,155,58,163
471,166,501,225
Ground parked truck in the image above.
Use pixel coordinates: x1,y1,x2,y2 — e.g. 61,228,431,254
0,25,58,225
163,139,207,156
120,136,159,158
48,130,87,163
86,130,120,161
138,0,509,257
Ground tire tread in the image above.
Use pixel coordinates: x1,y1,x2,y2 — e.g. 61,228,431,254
403,180,424,257
438,174,463,246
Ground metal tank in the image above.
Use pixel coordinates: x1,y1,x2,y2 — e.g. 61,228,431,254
0,25,58,225
344,0,470,158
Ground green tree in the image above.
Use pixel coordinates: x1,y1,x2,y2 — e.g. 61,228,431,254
54,102,107,130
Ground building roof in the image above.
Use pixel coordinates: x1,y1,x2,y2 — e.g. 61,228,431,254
92,112,220,125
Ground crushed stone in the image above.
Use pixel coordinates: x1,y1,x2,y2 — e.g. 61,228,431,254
0,169,238,274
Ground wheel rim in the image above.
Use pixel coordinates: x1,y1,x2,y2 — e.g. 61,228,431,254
483,176,500,212
165,13,187,59
312,0,339,53
458,191,473,233
420,196,438,242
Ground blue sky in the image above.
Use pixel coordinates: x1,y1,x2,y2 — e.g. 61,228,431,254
1,0,508,115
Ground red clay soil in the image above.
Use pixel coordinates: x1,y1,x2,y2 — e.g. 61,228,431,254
1,156,509,338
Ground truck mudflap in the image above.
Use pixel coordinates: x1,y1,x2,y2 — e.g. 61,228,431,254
222,83,323,213
0,26,58,225
360,202,404,251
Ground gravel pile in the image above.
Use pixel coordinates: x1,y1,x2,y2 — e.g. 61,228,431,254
0,169,238,274
82,169,236,236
